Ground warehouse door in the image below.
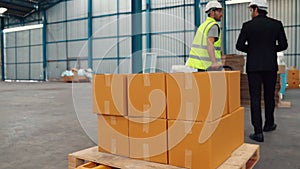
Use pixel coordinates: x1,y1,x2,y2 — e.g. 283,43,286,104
3,26,44,81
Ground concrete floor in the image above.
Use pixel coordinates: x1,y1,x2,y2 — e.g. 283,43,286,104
0,81,299,169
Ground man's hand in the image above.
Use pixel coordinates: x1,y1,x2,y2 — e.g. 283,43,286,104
210,62,222,70
207,37,222,70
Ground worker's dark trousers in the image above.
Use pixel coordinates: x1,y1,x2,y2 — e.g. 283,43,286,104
247,71,277,134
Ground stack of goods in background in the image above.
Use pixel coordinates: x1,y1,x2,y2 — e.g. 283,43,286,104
288,66,300,88
92,71,244,169
277,52,288,98
278,65,287,99
222,54,282,107
221,54,245,72
240,74,281,107
61,68,91,82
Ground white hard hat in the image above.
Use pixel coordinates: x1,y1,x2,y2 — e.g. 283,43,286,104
205,1,223,13
249,0,268,10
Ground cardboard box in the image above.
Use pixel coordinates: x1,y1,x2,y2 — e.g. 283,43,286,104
287,69,300,88
168,107,244,169
98,115,129,157
277,65,286,74
63,76,74,83
226,71,241,113
77,75,90,82
166,72,228,122
129,117,168,164
127,73,167,119
93,74,127,116
288,79,300,88
288,69,299,80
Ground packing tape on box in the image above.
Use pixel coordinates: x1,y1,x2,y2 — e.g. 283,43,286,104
142,104,150,133
143,117,150,133
185,102,193,122
110,116,116,125
144,74,151,86
185,102,193,134
143,104,150,115
143,143,150,160
184,73,193,90
105,75,111,87
104,100,110,114
111,138,117,154
185,149,192,168
184,121,192,135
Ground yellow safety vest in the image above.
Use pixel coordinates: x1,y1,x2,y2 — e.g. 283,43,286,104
186,17,222,70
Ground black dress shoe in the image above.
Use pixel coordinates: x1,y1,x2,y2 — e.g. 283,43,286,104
249,133,264,142
263,124,277,132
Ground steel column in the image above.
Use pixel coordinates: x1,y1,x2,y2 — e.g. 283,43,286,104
131,0,142,73
1,18,4,81
42,10,47,81
88,0,93,69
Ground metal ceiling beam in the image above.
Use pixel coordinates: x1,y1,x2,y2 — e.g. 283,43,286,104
0,0,37,9
0,0,63,18
0,3,32,13
0,1,35,18
41,0,64,11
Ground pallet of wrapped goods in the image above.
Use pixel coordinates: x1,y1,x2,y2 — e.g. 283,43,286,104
62,68,90,83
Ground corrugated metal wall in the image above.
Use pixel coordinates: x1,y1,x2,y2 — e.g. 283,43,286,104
3,28,43,80
46,0,88,79
146,0,195,72
46,0,195,76
92,0,131,74
1,0,299,80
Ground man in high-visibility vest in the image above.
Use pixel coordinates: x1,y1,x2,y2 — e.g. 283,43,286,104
186,0,223,71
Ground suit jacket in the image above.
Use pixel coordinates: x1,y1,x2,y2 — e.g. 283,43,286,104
236,15,288,72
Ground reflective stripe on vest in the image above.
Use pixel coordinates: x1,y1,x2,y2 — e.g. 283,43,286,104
189,55,222,62
191,44,222,51
186,17,222,70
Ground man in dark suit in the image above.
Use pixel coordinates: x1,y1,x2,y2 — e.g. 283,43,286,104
236,0,288,142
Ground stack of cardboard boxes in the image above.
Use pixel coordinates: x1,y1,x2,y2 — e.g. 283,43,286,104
93,71,244,169
240,74,281,107
288,67,300,88
221,54,289,107
221,54,245,72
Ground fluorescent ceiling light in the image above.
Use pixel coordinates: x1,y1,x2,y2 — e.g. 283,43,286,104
226,0,251,5
0,7,7,14
3,24,43,33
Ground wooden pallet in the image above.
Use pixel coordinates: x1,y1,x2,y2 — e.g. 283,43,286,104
277,101,291,108
63,76,90,83
217,143,260,169
69,143,259,169
68,147,183,169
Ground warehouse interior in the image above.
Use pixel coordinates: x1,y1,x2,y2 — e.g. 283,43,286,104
0,0,300,169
